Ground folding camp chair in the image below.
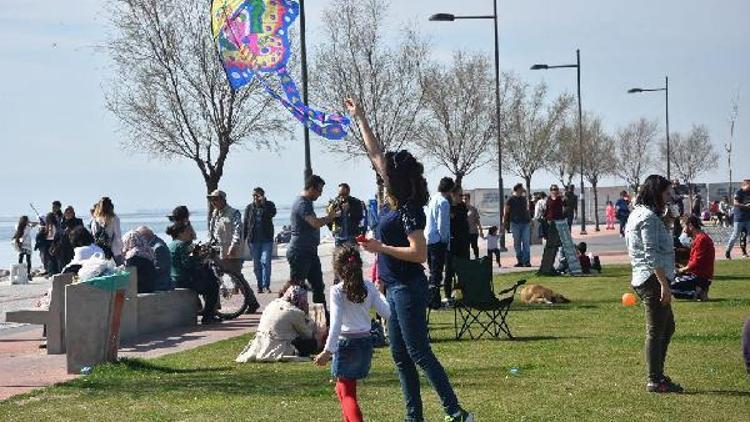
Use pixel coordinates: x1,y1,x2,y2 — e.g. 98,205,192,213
453,257,526,340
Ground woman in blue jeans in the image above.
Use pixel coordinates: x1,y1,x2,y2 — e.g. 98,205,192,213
345,99,473,422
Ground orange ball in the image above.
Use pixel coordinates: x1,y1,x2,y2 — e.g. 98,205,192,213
622,292,638,307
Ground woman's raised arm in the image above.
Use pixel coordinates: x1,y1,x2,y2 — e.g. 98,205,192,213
344,98,387,180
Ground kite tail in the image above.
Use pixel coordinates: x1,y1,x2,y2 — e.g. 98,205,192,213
262,67,350,140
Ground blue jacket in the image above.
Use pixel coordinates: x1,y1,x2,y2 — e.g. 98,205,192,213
425,195,451,246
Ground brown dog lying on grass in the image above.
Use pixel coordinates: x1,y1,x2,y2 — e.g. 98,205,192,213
520,284,570,305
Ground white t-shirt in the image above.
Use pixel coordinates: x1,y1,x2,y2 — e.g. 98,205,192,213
534,199,547,220
486,234,499,250
324,281,391,354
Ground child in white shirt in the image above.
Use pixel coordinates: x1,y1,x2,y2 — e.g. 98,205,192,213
484,225,502,268
314,245,390,422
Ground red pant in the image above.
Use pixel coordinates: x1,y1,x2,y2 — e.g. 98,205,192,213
335,378,363,422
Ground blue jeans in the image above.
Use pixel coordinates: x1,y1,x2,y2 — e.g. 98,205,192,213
510,222,531,265
426,242,447,308
251,241,273,290
727,220,750,253
387,276,460,421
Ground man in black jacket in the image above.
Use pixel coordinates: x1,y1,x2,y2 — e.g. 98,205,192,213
327,183,365,247
563,184,578,230
244,187,277,293
444,185,471,304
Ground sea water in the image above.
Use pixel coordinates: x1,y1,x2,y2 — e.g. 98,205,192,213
0,205,331,270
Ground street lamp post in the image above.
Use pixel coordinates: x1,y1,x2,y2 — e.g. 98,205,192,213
531,49,587,235
429,0,507,250
300,0,313,182
627,76,670,180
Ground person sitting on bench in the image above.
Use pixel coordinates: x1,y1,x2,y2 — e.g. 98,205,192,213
167,221,221,325
672,216,715,301
62,226,105,275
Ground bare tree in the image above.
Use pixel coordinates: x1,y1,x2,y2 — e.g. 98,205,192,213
547,117,579,189
660,124,719,202
106,0,289,205
580,114,615,231
311,0,428,191
500,78,573,200
613,118,659,192
416,51,495,187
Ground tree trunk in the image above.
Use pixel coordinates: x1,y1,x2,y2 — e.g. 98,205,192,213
204,173,221,231
593,181,600,232
454,171,465,189
524,176,532,208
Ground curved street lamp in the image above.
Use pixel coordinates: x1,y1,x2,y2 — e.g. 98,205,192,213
530,50,587,235
627,76,670,180
428,1,507,250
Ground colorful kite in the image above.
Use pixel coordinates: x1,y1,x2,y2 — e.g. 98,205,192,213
211,0,350,140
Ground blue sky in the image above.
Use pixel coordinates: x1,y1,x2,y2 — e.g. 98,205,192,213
0,0,747,216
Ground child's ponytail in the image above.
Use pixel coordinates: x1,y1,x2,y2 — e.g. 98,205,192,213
333,245,368,304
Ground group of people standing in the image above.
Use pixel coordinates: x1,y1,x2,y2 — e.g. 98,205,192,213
424,177,484,309
12,198,122,278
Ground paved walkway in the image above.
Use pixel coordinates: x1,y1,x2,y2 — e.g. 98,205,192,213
1,230,741,401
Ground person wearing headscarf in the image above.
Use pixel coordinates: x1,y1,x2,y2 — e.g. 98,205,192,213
137,226,173,291
122,230,157,293
236,281,321,363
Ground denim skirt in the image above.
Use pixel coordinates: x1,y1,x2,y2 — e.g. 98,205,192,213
331,336,374,380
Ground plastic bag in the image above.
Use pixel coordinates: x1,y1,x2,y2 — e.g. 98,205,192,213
77,253,118,282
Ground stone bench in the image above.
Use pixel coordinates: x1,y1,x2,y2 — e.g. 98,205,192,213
135,289,198,338
119,269,198,343
5,273,74,354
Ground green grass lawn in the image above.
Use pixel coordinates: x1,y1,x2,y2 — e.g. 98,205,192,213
2,262,749,421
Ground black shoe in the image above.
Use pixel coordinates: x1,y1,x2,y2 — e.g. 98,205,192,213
246,302,261,314
201,315,223,325
647,377,684,393
514,262,524,267
725,250,732,260
524,262,532,267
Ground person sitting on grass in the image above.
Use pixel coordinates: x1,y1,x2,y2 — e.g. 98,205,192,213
236,281,323,363
672,216,715,301
553,242,600,274
314,245,391,422
575,242,602,274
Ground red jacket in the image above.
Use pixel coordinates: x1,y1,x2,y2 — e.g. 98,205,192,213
545,196,564,220
686,231,715,280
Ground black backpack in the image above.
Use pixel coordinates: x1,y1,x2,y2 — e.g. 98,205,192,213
93,224,114,259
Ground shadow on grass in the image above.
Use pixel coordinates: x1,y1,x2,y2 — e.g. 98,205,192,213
428,335,587,344
511,304,599,312
712,275,750,282
684,390,750,398
113,358,233,374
